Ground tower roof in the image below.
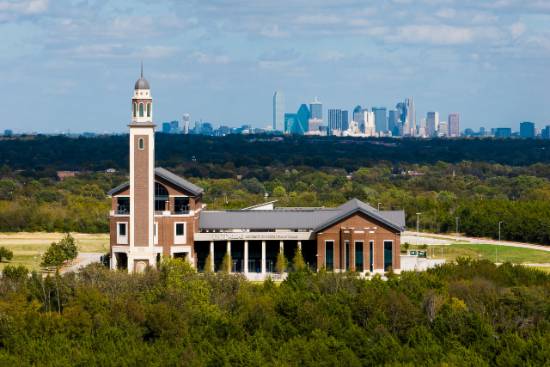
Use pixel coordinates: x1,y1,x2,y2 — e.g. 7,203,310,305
134,62,150,90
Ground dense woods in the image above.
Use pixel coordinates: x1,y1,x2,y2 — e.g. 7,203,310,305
1,135,550,244
0,259,549,365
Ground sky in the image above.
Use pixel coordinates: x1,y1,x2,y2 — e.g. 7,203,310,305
0,0,549,133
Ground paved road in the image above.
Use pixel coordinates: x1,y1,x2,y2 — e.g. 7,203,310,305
403,231,550,252
62,252,103,273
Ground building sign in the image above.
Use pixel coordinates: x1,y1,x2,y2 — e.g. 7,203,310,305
194,232,312,241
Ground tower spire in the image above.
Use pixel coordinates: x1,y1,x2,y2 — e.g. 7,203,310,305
141,61,143,78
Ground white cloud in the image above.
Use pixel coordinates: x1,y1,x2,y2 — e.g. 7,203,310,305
389,25,476,45
0,0,48,15
510,21,526,38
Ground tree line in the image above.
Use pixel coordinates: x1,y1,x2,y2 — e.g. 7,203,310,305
0,259,549,365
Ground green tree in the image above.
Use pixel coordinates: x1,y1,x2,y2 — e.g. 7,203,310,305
0,246,13,262
2,264,28,281
273,185,287,198
275,252,288,274
292,248,306,271
220,252,232,273
204,253,214,273
59,233,78,261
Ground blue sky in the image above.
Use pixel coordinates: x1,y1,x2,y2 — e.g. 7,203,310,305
0,0,549,133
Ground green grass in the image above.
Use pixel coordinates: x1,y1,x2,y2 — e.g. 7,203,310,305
0,233,109,271
409,243,550,264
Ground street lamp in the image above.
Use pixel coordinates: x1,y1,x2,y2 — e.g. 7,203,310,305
498,221,504,242
377,202,382,211
497,221,504,264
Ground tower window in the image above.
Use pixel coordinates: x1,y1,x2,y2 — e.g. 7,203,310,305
147,103,151,117
133,103,137,117
138,138,144,150
139,103,144,117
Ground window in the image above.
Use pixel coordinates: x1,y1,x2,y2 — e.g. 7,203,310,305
139,103,144,117
133,103,137,117
116,197,129,214
155,183,169,211
138,138,144,150
147,103,151,117
174,197,190,214
174,222,186,244
325,240,334,271
355,241,364,272
117,222,128,244
384,240,393,271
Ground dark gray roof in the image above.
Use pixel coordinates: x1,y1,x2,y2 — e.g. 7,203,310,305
155,167,204,196
134,77,150,90
200,198,405,232
107,167,204,196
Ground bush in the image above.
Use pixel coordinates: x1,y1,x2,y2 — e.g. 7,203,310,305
0,246,13,262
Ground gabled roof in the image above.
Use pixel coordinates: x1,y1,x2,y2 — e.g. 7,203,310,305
199,198,405,232
107,167,204,196
312,198,405,233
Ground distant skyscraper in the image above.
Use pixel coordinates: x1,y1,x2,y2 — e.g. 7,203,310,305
438,121,448,137
405,98,415,136
296,104,311,133
448,113,460,137
352,105,364,132
520,121,535,138
342,110,349,131
395,102,408,136
162,122,171,134
310,97,322,120
426,112,439,137
182,113,190,134
372,107,387,133
284,113,298,134
388,110,399,136
328,109,346,134
273,91,285,131
542,125,550,139
364,110,375,136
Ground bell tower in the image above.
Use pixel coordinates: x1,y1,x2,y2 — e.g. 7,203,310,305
128,64,156,272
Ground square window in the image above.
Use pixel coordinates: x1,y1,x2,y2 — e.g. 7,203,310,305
118,223,126,236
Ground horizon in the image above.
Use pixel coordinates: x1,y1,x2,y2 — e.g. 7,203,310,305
0,0,549,133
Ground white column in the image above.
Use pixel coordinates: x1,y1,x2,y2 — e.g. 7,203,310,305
244,241,249,274
110,252,117,270
209,241,214,270
227,240,231,254
261,240,266,274
298,241,302,250
280,240,284,253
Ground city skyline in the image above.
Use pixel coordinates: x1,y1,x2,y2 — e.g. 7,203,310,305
0,1,549,133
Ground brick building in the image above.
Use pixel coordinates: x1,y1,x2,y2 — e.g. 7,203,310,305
109,71,405,277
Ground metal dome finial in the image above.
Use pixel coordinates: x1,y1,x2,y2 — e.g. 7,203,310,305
141,61,143,78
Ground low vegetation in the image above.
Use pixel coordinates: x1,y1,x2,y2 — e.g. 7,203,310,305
0,259,549,365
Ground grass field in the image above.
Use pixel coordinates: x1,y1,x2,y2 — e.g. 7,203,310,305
0,232,109,271
410,243,550,265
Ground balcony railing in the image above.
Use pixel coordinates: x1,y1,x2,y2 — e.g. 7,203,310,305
115,208,129,215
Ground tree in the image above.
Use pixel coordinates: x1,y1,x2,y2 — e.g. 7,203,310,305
220,252,232,273
292,248,306,271
275,252,288,274
40,234,78,270
0,246,13,262
2,264,28,282
273,185,287,198
204,253,214,273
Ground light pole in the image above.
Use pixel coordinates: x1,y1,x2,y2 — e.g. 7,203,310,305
455,217,459,241
377,202,382,211
498,221,504,242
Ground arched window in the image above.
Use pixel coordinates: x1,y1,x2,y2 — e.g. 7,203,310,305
138,138,144,150
133,103,137,117
147,103,151,117
155,183,169,211
139,103,144,117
